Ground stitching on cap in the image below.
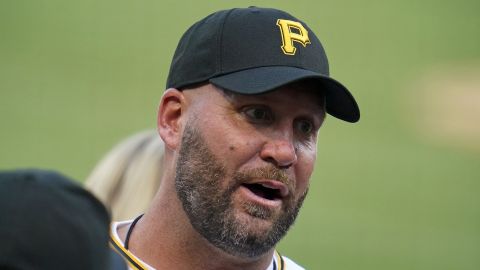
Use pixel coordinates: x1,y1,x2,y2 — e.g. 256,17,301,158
217,8,236,73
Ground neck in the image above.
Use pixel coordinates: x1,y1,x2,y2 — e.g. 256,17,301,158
118,174,274,270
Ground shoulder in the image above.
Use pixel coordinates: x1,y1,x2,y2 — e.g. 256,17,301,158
281,255,305,270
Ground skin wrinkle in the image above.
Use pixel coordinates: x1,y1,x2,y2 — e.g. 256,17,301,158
219,86,325,155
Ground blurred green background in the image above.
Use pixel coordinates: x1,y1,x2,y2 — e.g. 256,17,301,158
1,0,479,269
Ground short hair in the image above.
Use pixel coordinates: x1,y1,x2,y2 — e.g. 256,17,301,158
85,130,164,220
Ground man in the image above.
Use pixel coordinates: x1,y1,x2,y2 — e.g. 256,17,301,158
110,6,359,270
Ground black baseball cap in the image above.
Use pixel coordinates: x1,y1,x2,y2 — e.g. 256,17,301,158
167,6,360,123
0,169,127,270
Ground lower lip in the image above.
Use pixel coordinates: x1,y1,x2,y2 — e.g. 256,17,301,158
238,185,283,209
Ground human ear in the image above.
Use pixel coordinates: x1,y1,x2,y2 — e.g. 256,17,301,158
157,88,186,150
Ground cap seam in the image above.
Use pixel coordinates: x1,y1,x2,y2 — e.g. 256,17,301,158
217,8,236,74
210,65,318,79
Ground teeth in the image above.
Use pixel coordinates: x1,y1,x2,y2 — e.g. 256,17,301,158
260,183,276,190
259,182,288,197
242,181,288,199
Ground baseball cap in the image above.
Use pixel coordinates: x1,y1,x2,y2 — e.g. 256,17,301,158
167,6,360,123
0,169,127,270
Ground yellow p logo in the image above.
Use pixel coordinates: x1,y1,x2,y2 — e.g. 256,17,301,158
276,19,311,55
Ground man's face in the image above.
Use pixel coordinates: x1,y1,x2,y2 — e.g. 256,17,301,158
174,82,325,258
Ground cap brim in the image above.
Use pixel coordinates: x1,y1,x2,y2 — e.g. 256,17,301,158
209,66,360,123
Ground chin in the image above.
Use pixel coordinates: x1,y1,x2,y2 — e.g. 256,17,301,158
233,207,279,234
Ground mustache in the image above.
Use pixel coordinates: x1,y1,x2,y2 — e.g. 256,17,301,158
233,166,292,188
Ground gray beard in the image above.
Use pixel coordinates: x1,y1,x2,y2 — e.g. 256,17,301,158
175,123,307,258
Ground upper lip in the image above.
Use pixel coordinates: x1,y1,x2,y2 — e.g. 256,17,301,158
243,179,290,198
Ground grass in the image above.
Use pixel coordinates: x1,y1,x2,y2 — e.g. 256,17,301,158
1,0,479,269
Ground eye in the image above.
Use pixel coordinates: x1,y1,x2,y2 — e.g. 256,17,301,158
295,119,314,135
243,106,273,123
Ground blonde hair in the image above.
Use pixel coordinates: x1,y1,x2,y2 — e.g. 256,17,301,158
85,130,164,220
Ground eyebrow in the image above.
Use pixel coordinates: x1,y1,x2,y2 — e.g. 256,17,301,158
223,90,326,122
218,88,264,102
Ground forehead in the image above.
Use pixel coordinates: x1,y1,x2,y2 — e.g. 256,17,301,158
219,81,325,114
183,82,326,119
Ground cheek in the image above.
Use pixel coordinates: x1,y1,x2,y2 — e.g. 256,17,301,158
222,132,262,166
199,120,260,168
295,149,317,192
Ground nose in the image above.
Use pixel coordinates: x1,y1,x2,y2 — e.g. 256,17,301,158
260,138,297,169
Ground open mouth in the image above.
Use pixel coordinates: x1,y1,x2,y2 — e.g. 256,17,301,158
241,183,285,201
